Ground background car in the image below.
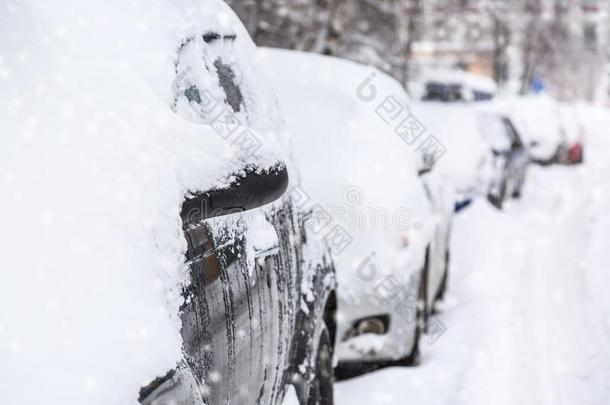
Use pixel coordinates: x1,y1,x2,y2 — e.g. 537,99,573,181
265,49,453,376
412,102,497,212
477,113,530,208
0,2,336,405
421,69,498,102
495,95,564,165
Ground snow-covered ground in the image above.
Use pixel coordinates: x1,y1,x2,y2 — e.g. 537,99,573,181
335,105,610,405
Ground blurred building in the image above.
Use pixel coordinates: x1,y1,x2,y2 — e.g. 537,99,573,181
410,2,495,79
410,0,608,100
226,0,609,101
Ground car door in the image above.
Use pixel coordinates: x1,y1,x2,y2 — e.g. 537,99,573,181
502,118,529,194
478,114,512,199
140,177,305,405
179,205,295,405
421,174,452,306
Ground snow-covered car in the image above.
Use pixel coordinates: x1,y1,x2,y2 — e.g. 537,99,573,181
421,69,497,102
0,2,336,405
496,95,564,165
264,49,453,373
412,103,497,212
477,113,529,208
556,104,585,165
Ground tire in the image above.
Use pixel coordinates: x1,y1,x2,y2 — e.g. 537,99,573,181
307,325,334,405
512,171,526,199
487,180,506,210
400,254,428,366
498,180,507,207
435,248,450,303
512,186,522,199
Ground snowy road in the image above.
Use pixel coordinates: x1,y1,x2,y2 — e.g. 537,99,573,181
335,108,610,405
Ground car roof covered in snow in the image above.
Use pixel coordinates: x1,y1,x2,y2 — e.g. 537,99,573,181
493,94,563,159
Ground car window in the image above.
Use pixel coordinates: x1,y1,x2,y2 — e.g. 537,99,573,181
423,82,463,102
473,90,493,101
214,59,244,112
172,33,246,122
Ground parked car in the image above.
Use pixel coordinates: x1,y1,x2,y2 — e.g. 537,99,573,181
265,49,454,376
496,95,564,165
421,69,497,102
0,2,336,405
477,113,529,209
412,103,497,213
556,104,585,165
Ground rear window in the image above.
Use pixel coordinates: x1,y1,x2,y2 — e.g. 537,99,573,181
423,82,463,102
473,90,493,101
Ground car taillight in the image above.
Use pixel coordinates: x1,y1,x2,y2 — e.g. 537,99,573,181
568,142,583,164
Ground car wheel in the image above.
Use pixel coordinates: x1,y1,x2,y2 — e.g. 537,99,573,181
512,187,522,199
307,324,334,405
435,248,450,303
488,180,506,210
400,255,428,366
512,171,526,199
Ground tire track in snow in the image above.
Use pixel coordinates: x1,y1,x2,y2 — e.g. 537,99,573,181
455,165,610,405
336,164,610,405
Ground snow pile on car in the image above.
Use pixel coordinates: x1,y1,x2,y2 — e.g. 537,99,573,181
263,49,433,303
412,102,495,201
494,94,563,161
0,1,281,404
557,103,583,143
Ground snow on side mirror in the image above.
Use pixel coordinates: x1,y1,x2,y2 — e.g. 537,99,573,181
181,164,289,226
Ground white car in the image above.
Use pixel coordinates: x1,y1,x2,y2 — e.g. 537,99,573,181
476,112,530,208
412,102,497,211
265,49,453,373
495,95,564,165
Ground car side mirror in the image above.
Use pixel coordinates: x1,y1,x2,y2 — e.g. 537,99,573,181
181,164,289,226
